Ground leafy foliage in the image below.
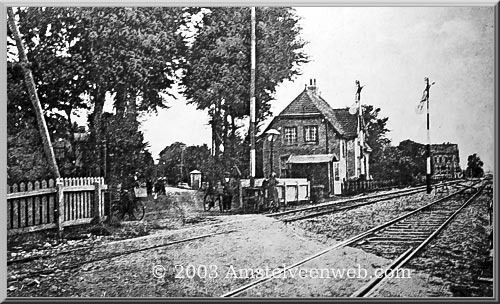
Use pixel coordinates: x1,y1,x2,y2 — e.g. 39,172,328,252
465,153,484,178
80,112,155,189
181,7,308,167
7,63,71,183
8,7,187,182
158,143,212,185
371,139,426,184
362,105,391,179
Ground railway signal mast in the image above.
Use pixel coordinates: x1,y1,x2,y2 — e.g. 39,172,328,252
416,77,436,194
350,80,365,179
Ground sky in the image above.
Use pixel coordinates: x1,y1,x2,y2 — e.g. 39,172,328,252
139,6,495,171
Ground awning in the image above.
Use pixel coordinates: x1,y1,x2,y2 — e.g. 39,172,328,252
287,154,337,164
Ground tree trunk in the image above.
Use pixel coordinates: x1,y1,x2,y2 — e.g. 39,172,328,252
93,90,106,177
222,110,228,165
213,102,222,160
7,8,61,179
127,93,138,123
115,86,127,117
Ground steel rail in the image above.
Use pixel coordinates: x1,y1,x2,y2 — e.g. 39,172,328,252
8,216,261,266
220,181,478,297
350,247,414,297
268,179,461,218
10,229,238,281
353,183,487,297
282,188,425,223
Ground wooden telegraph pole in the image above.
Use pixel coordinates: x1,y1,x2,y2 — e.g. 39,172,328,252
249,7,256,186
7,7,60,179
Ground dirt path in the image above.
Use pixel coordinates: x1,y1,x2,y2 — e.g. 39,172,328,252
7,185,492,298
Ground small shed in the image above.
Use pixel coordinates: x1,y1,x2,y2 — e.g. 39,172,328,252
189,170,202,190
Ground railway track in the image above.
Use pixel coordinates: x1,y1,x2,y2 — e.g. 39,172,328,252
269,179,466,223
9,213,273,280
8,180,468,268
351,181,488,297
221,179,486,297
7,215,263,266
9,229,238,281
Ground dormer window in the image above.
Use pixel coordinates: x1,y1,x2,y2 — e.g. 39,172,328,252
304,125,318,143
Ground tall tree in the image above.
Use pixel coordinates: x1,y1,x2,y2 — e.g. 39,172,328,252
8,7,188,180
181,7,308,168
361,104,391,179
158,143,212,185
371,139,427,184
66,7,187,176
7,7,61,178
90,112,154,188
466,153,484,178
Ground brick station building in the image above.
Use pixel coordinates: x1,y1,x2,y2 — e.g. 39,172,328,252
261,80,371,195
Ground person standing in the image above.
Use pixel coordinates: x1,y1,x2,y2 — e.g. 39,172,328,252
146,179,153,197
222,177,234,212
216,181,224,212
268,172,281,211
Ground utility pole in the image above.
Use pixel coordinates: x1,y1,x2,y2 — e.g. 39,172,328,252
180,144,186,183
249,7,256,186
7,7,60,178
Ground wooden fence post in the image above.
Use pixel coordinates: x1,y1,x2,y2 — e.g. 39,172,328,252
283,184,288,207
93,181,102,221
56,181,64,231
296,181,299,203
239,181,244,212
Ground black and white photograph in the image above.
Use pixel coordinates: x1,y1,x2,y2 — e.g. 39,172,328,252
3,3,497,300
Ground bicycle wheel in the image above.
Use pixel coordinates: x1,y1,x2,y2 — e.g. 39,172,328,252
215,196,222,212
131,200,145,221
203,195,213,211
110,201,125,221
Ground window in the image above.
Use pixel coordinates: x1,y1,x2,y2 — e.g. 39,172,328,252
304,125,318,143
283,127,297,145
334,162,340,181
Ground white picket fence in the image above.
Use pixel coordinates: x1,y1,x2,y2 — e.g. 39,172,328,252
239,178,310,209
7,177,107,235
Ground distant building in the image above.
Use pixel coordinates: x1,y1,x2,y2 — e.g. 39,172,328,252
260,79,371,195
431,143,461,178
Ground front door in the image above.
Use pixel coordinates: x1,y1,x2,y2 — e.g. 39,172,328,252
333,162,341,194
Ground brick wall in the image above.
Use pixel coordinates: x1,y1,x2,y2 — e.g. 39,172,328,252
262,116,346,178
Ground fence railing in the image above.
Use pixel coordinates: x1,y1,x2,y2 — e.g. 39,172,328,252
239,178,310,210
341,176,455,196
7,177,107,236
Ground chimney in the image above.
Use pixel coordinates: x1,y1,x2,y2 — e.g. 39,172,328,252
307,78,318,96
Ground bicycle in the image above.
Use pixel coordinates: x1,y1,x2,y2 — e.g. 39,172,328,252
110,189,145,221
267,195,280,213
203,190,222,212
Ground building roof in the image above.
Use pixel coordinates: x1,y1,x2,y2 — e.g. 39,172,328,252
287,154,337,164
431,143,459,154
265,88,361,139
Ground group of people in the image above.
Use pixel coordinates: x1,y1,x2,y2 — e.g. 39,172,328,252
204,176,237,212
203,172,282,213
